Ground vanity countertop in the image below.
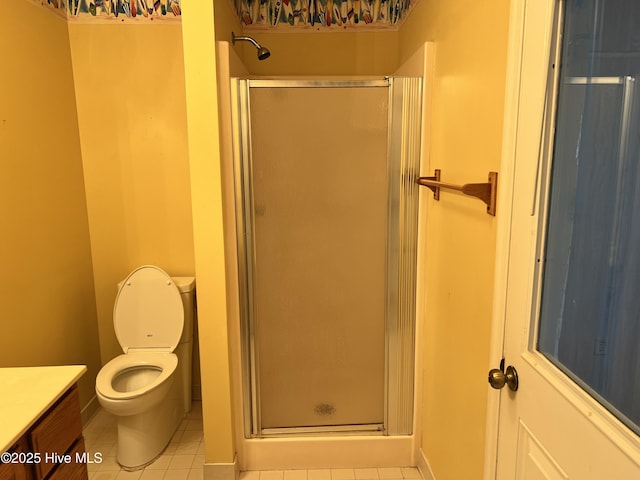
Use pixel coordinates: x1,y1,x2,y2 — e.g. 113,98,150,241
0,365,87,453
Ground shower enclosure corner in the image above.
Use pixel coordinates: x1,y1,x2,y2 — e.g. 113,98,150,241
230,77,423,438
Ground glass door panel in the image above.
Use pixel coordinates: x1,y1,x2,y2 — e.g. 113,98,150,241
248,85,388,430
538,0,640,435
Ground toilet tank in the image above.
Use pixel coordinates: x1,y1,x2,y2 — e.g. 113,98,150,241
172,276,196,344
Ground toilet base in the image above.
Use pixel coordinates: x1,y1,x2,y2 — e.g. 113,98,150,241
115,391,184,470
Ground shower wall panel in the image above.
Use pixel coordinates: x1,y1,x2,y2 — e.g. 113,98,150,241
248,86,388,429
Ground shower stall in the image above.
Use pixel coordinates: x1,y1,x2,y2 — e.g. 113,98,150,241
230,77,423,443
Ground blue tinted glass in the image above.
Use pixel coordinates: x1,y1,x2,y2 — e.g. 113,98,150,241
538,0,640,434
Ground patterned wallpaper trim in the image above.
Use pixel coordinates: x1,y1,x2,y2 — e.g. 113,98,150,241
234,0,417,29
29,0,181,22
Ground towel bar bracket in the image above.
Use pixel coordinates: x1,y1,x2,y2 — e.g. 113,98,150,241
416,169,498,216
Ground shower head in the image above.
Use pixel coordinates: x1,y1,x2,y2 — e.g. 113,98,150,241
232,32,271,61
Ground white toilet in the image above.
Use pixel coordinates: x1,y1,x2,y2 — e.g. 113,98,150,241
95,265,196,470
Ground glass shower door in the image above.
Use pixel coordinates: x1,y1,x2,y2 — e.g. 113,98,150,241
233,78,421,437
247,82,388,432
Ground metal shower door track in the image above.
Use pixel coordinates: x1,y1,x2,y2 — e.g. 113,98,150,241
246,79,390,88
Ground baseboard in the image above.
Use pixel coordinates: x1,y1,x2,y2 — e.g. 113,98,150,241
80,395,100,427
204,454,239,480
416,448,435,480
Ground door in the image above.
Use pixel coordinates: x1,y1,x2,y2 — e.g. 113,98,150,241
249,83,388,432
492,0,640,478
231,78,421,437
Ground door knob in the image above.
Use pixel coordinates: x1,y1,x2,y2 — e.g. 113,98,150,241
488,364,519,391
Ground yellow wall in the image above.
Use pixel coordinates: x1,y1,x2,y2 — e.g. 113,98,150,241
239,30,399,76
67,24,196,366
0,0,102,418
214,0,243,58
213,0,398,76
182,0,237,464
400,2,510,479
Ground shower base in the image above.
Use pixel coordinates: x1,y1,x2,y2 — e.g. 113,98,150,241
239,435,415,470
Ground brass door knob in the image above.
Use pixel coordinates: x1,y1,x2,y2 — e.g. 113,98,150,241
488,365,519,391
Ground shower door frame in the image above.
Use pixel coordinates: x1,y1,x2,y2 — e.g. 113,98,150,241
231,77,422,438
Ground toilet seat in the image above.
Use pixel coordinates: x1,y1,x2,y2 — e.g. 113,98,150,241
114,265,184,353
96,352,178,401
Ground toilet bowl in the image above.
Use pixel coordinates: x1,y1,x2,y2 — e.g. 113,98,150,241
95,351,177,416
95,265,195,470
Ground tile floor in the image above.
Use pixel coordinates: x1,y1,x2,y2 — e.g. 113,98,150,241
83,402,205,480
82,402,422,480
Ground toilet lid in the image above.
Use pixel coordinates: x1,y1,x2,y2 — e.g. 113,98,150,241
113,265,184,353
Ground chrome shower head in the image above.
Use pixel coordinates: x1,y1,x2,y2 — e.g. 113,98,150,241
232,32,271,61
256,46,271,61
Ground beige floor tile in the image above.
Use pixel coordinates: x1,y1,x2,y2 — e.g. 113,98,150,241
164,469,190,480
96,456,121,472
146,455,172,470
401,468,420,479
308,469,331,480
91,443,117,458
187,469,204,480
174,442,200,455
260,470,285,480
240,471,261,480
191,454,205,470
139,470,166,480
115,471,143,479
355,468,379,479
284,470,307,480
331,469,355,480
168,455,195,470
164,444,179,455
377,468,403,479
180,430,203,443
185,419,203,431
91,472,119,480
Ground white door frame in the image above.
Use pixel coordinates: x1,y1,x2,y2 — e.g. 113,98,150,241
482,1,554,478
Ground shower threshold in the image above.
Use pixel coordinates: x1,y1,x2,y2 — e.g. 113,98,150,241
260,423,384,437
